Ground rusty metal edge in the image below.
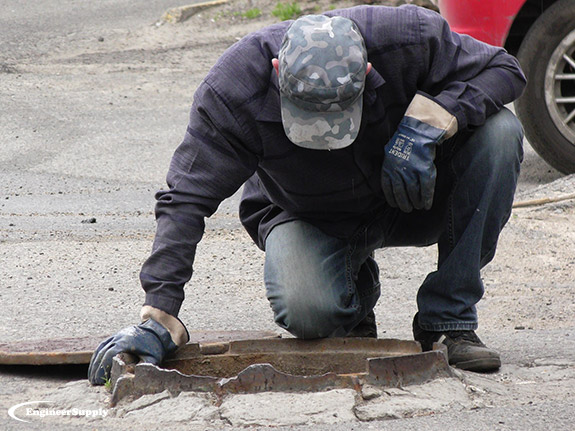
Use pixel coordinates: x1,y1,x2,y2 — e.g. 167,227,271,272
0,330,280,366
366,350,453,388
110,374,135,407
109,338,455,405
110,353,453,405
217,363,363,394
226,337,422,355
0,351,93,365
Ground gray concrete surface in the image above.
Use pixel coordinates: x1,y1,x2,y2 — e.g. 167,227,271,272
1,0,573,429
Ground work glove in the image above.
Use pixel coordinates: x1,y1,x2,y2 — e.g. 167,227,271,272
381,94,458,212
88,306,189,385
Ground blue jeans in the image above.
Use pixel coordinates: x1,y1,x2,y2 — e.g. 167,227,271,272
264,108,524,337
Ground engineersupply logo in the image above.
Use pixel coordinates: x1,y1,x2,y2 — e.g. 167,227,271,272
8,401,108,423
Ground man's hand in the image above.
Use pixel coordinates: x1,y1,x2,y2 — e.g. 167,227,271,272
381,94,458,212
381,116,441,212
88,318,178,385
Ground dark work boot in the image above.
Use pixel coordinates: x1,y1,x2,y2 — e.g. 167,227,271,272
347,310,377,338
412,313,501,372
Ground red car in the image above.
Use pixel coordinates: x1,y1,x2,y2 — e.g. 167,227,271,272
437,0,575,174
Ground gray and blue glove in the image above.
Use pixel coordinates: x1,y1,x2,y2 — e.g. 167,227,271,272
88,307,189,385
381,94,458,212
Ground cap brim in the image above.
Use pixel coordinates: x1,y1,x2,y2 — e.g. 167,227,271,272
280,93,363,150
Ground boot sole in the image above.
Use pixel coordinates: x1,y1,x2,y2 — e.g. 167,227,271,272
451,357,501,372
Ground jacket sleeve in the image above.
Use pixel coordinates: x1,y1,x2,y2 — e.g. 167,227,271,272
415,7,527,131
139,81,259,317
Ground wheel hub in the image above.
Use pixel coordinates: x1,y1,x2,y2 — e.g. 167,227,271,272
545,28,575,145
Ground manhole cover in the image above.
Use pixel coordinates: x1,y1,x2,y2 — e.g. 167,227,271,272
109,337,452,406
0,330,279,365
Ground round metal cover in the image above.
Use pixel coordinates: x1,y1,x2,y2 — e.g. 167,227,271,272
0,330,279,366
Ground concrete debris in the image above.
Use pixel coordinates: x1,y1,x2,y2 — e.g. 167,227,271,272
115,390,172,414
42,381,110,422
354,378,472,421
119,392,220,424
360,384,384,400
219,389,358,427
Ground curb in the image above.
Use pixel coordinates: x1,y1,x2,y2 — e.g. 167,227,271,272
160,0,229,24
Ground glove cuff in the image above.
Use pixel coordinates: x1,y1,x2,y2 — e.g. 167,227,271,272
140,305,190,347
405,93,458,140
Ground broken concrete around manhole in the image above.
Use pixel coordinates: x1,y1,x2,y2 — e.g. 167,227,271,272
117,391,221,423
109,337,454,407
219,389,359,427
354,379,473,421
42,376,475,428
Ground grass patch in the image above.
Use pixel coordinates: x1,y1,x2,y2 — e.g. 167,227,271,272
243,8,263,19
272,2,302,21
104,377,112,392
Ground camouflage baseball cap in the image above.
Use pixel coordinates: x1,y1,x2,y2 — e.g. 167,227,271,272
278,14,367,150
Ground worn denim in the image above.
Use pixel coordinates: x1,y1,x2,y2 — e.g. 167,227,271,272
264,108,524,337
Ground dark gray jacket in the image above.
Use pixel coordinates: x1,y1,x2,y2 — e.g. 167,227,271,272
140,5,526,316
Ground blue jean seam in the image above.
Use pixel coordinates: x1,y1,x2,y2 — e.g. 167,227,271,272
344,241,360,311
446,146,459,252
420,321,478,331
347,222,383,304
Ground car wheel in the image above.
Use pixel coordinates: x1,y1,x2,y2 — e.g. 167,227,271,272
515,0,575,174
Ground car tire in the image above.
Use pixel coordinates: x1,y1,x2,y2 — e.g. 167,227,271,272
514,0,575,174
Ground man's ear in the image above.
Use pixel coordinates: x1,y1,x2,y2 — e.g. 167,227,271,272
366,62,372,75
272,58,279,76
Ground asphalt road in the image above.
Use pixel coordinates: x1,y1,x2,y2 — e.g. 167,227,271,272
2,0,189,60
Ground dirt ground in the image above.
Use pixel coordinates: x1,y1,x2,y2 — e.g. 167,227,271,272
1,0,574,430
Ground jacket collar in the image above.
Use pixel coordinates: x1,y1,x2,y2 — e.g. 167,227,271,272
256,67,386,122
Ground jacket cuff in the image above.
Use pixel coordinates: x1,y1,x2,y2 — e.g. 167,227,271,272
140,305,190,347
405,93,458,140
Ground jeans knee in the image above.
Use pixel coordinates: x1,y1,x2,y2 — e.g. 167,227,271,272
274,295,344,339
482,108,524,165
